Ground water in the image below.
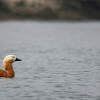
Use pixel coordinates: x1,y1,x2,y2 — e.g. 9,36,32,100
0,21,100,100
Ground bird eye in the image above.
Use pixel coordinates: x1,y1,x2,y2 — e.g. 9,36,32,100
12,56,14,58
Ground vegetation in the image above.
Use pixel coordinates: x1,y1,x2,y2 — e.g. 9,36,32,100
0,1,12,19
61,0,100,19
0,0,100,20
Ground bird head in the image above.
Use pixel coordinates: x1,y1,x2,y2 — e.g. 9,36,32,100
3,55,21,63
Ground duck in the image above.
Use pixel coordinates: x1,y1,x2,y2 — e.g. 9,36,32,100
0,55,21,78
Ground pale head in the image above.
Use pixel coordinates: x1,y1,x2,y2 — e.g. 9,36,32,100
3,55,21,63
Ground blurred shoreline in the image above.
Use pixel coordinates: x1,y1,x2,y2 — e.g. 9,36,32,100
0,0,100,20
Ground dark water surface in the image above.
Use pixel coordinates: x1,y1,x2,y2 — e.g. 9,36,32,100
0,21,100,100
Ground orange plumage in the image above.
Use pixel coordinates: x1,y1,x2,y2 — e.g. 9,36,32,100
0,55,21,78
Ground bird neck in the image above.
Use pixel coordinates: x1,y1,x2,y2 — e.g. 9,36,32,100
3,62,15,77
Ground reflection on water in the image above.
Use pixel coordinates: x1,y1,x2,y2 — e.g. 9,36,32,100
0,21,100,100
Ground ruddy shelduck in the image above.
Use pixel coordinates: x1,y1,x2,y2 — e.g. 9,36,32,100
0,55,21,78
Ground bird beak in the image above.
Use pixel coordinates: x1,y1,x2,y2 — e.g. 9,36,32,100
15,58,22,61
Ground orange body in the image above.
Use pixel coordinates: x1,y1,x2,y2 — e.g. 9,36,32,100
0,63,15,78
